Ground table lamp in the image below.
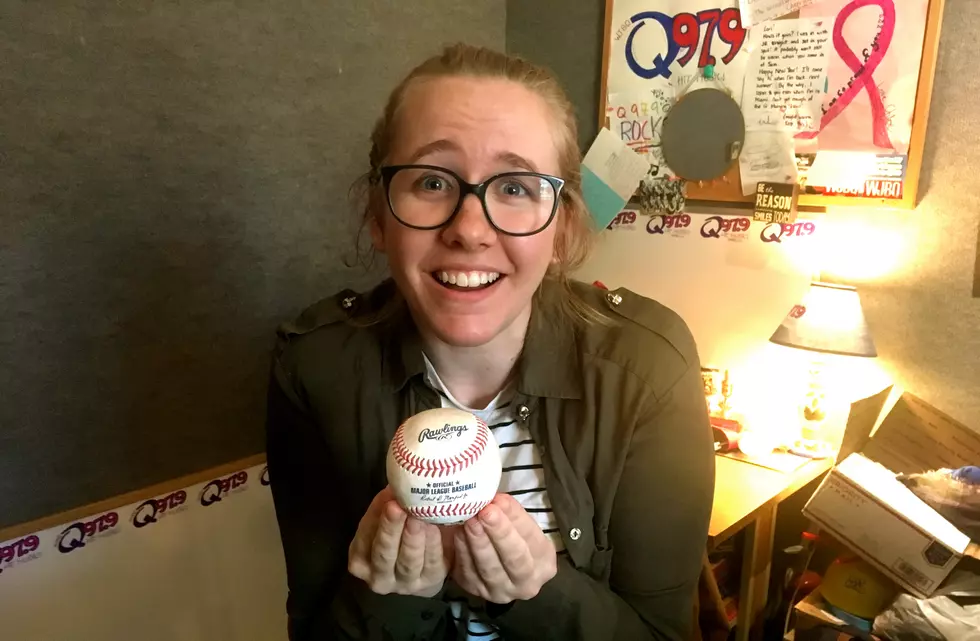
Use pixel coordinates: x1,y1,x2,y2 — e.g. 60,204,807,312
769,282,877,453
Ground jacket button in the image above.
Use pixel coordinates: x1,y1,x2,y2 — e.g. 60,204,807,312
341,295,356,309
569,527,582,541
517,405,530,421
606,292,622,306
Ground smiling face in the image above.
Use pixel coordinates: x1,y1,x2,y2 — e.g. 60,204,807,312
370,76,561,348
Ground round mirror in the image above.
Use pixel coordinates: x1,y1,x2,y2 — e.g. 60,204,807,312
661,88,745,182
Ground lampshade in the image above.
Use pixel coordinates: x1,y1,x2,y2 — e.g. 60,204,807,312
769,282,877,357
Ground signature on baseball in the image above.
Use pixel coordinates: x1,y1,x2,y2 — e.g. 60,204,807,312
418,423,468,442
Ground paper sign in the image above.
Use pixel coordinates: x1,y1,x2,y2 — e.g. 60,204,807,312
753,181,798,223
739,0,818,28
804,150,878,191
800,0,929,154
739,129,798,196
607,90,675,181
582,128,651,230
605,1,751,106
742,18,831,134
804,152,906,199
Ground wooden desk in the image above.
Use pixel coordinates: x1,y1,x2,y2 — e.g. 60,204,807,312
708,455,833,641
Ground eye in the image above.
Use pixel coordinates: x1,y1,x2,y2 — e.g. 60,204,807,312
499,180,530,197
418,175,449,192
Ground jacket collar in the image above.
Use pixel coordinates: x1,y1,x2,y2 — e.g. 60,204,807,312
383,278,583,400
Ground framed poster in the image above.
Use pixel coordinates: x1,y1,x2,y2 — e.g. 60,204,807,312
599,0,947,209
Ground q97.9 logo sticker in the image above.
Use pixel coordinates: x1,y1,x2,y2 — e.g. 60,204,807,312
621,8,746,80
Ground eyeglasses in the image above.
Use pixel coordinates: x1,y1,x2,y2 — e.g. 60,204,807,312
379,165,565,237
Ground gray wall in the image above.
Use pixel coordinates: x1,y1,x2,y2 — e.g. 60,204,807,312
507,0,980,427
506,0,604,151
0,0,504,529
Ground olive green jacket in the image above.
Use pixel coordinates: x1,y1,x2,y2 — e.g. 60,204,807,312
265,278,715,641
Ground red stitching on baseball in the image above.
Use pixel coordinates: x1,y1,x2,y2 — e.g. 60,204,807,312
406,500,489,520
392,416,490,478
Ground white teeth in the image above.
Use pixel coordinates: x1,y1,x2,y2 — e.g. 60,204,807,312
435,271,501,288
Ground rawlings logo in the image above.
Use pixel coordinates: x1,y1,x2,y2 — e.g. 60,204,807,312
419,424,468,442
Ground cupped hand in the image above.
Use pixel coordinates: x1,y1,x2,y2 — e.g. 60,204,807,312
348,486,454,598
451,493,558,604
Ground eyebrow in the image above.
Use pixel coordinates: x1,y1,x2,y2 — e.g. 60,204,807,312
408,139,541,173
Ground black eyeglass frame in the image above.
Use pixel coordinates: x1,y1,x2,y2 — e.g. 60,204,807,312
379,164,566,237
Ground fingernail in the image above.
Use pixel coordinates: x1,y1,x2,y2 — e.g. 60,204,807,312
480,507,498,525
385,500,404,518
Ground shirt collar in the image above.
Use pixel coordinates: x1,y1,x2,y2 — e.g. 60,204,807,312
383,278,582,400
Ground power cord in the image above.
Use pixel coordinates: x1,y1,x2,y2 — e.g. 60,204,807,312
783,528,820,638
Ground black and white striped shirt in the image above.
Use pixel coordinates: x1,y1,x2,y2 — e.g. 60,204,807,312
423,355,563,641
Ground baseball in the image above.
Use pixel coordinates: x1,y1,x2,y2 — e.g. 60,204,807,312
386,407,501,525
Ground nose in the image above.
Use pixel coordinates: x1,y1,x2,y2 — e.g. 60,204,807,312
440,193,496,250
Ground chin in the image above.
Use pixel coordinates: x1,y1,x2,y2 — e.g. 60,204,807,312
427,319,504,348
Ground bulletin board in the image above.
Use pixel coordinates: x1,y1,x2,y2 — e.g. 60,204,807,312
599,0,947,210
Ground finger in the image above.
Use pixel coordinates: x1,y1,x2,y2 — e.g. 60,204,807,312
349,490,392,577
464,516,511,588
493,494,543,542
453,529,485,595
370,500,407,574
394,517,427,583
477,505,534,584
421,523,447,581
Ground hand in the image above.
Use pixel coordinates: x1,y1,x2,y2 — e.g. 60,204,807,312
348,486,454,598
452,494,558,604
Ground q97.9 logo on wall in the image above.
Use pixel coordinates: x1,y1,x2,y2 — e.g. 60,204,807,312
621,7,746,80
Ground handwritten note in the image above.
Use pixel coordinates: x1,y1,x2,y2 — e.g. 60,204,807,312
581,128,651,229
742,18,832,133
606,90,675,180
738,129,798,196
738,0,818,28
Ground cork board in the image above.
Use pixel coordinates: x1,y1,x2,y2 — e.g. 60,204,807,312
599,0,947,210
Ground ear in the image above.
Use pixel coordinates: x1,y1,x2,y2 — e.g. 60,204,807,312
551,204,565,265
369,214,386,253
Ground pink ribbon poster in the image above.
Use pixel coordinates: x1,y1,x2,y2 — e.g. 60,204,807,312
800,0,929,155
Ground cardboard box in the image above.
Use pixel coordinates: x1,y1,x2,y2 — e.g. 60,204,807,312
803,387,980,598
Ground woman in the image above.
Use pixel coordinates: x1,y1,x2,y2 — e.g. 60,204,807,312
266,43,714,641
